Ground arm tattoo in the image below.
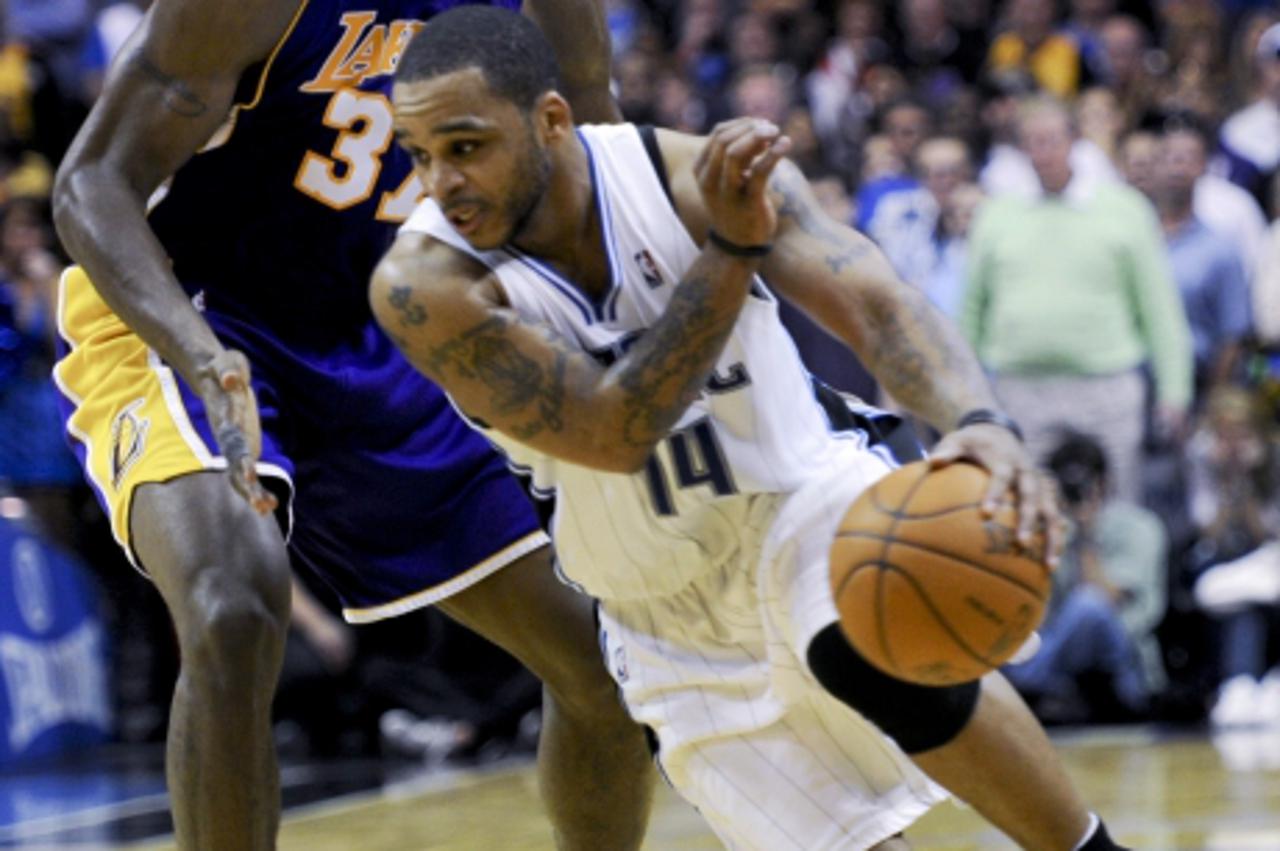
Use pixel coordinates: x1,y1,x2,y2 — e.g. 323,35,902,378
387,285,428,325
863,277,994,428
772,167,871,273
132,54,208,118
422,316,568,439
771,163,992,429
615,267,737,447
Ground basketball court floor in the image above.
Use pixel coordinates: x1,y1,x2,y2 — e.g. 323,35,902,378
3,725,1279,849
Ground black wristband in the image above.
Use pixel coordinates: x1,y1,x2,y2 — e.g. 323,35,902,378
707,229,772,258
957,408,1024,442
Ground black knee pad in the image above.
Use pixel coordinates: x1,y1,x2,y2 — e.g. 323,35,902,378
806,624,980,754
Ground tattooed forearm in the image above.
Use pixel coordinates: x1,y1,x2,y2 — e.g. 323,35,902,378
131,54,208,117
771,164,871,273
613,256,748,447
862,287,996,430
420,315,569,438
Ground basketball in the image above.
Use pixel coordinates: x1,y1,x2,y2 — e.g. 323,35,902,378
829,460,1051,686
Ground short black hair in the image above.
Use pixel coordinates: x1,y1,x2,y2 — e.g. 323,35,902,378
396,5,560,110
1045,430,1108,504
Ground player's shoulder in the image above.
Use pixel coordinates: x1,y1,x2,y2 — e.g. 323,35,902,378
373,230,499,314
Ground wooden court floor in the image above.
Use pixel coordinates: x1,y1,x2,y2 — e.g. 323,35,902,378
137,727,1280,850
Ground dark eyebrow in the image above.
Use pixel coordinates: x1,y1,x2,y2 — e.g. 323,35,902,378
431,117,490,134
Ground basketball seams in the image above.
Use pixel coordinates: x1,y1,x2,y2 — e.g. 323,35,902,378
866,497,985,521
873,466,933,678
882,564,1002,675
830,460,1047,685
833,531,1048,602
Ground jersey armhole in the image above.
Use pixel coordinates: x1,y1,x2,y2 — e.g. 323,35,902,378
637,125,675,207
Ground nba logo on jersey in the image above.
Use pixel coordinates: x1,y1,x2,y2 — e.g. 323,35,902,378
634,249,663,289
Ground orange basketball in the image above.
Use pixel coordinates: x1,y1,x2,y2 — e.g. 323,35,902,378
829,460,1051,686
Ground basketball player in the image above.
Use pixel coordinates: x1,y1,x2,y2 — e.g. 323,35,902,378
50,1,653,848
374,7,1129,849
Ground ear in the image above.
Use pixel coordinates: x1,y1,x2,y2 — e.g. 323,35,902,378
533,91,574,142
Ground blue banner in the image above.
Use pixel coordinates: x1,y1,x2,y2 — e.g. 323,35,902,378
0,516,111,766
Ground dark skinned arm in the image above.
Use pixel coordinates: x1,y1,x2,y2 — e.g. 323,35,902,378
524,0,621,123
51,0,304,512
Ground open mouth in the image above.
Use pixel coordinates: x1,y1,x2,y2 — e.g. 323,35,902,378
446,204,483,235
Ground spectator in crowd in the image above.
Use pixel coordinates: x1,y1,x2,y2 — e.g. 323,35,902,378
1148,122,1253,397
890,0,987,111
980,84,1119,198
855,97,931,233
805,0,890,167
0,198,80,544
876,135,973,317
1219,21,1280,215
781,105,827,177
961,96,1193,502
1143,111,1269,283
860,132,906,186
79,0,149,101
1118,127,1159,198
1152,0,1227,122
1075,85,1124,169
1187,387,1280,727
651,70,707,134
1004,431,1168,723
1256,172,1280,346
1064,0,1116,81
1096,15,1155,131
987,0,1085,99
615,50,658,125
726,63,794,127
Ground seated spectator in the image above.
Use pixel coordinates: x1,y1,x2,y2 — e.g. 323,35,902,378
1187,387,1280,726
1003,431,1167,723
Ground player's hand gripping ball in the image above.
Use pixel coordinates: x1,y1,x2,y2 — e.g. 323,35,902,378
829,461,1052,686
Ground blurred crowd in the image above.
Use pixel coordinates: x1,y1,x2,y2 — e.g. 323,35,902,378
2,0,1280,766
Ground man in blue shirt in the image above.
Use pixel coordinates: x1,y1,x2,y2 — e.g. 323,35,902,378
1153,122,1253,397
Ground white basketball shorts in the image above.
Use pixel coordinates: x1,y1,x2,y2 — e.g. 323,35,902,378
597,446,948,850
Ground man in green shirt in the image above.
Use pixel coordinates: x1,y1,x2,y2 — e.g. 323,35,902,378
962,97,1193,502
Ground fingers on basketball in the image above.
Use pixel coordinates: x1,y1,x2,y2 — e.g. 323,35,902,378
829,461,1052,686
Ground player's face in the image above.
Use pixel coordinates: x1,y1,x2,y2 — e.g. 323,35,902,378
393,68,552,250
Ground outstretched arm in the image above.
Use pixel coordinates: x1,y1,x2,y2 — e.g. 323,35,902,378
759,161,998,431
760,161,1062,556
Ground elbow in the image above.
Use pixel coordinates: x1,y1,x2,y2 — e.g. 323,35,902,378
579,424,657,475
50,167,82,249
607,444,654,475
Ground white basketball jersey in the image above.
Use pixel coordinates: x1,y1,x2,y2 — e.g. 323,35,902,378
403,123,857,600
